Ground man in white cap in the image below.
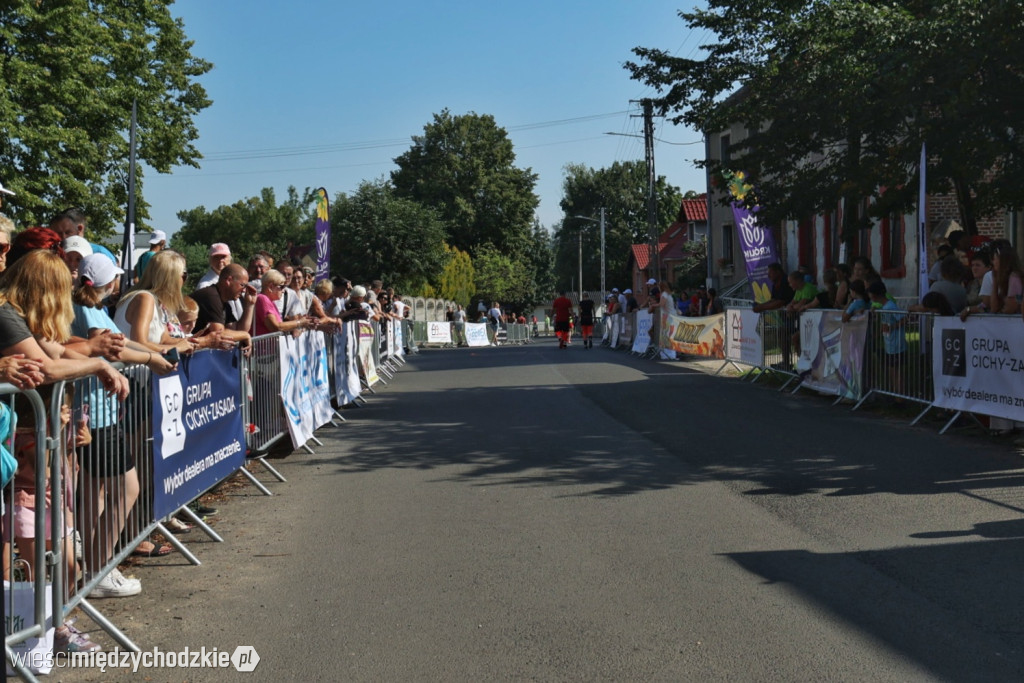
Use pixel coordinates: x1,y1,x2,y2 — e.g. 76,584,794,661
63,236,93,281
197,243,242,319
617,287,628,314
135,230,166,279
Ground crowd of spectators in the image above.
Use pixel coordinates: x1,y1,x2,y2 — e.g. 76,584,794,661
0,199,410,654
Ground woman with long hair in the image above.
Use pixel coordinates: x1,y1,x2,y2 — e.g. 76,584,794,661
113,250,196,355
988,240,1022,315
0,250,129,650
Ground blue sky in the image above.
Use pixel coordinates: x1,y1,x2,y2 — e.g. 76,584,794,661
144,0,709,238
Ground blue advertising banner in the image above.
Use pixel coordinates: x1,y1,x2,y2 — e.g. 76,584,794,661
152,350,246,520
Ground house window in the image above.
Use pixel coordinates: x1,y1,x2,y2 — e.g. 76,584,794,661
880,210,906,278
720,134,731,166
721,223,734,266
797,217,815,276
824,206,841,268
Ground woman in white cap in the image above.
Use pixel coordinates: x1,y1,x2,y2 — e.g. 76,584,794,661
63,235,93,281
72,254,178,596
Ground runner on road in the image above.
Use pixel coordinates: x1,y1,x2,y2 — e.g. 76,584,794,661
552,291,573,349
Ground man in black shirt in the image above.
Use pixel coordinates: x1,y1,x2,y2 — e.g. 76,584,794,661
191,264,255,347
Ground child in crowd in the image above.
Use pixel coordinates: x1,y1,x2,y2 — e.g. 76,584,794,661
842,280,871,322
178,296,199,336
870,280,907,396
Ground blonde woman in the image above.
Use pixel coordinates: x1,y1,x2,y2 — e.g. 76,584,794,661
113,250,196,355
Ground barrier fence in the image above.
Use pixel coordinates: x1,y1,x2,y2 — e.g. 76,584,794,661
4,316,407,680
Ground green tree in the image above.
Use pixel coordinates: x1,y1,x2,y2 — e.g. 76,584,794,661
523,220,556,305
437,244,476,308
331,179,447,292
556,161,682,290
473,244,532,311
391,110,540,258
174,186,314,258
0,0,212,233
626,0,1024,238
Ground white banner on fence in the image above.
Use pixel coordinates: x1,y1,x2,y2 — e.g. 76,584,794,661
394,318,405,356
632,311,652,353
333,322,362,405
427,321,452,344
465,322,489,347
279,331,334,448
610,314,620,348
932,316,1024,421
358,322,380,386
726,308,763,365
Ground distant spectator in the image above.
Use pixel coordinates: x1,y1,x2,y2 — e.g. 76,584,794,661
705,288,723,316
752,263,794,313
135,230,166,279
63,235,93,281
625,289,639,313
869,280,907,395
851,256,880,287
965,249,992,307
842,279,871,322
913,255,967,314
927,244,954,286
833,263,852,309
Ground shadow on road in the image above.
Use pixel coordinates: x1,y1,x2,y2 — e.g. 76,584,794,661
725,539,1024,679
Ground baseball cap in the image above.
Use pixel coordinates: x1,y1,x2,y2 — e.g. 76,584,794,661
208,243,230,257
63,236,93,257
624,288,632,294
149,230,167,245
79,252,124,288
647,278,657,285
612,287,619,293
0,182,14,196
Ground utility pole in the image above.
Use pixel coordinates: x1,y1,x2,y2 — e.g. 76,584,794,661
642,99,659,283
599,207,606,297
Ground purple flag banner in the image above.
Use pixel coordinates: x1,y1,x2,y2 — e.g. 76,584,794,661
731,202,779,303
314,187,330,283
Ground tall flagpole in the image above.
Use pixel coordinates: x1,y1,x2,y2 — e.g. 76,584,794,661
121,98,138,293
917,142,928,299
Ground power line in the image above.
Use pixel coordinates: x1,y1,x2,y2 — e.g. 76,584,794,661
200,111,633,163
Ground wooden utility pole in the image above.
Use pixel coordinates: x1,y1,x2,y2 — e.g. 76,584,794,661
642,99,659,282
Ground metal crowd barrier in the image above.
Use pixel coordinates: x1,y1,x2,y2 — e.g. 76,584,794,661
854,309,936,421
3,386,51,681
5,321,398,678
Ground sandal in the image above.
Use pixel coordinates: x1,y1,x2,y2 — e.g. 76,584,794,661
132,542,173,558
165,517,193,533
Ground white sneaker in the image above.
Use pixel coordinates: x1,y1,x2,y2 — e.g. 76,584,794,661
89,568,141,598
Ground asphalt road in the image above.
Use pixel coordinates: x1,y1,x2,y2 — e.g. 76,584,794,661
55,337,1024,682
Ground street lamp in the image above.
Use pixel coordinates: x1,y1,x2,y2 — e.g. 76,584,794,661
572,208,606,299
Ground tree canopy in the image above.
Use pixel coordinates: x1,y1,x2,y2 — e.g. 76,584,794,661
391,110,540,257
0,0,212,233
174,186,314,259
556,161,682,290
331,179,448,293
626,0,1024,237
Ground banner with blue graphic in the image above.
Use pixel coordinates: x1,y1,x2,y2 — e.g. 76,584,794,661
152,349,246,519
279,331,334,448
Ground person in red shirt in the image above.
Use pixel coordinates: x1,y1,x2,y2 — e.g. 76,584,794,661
551,291,573,349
